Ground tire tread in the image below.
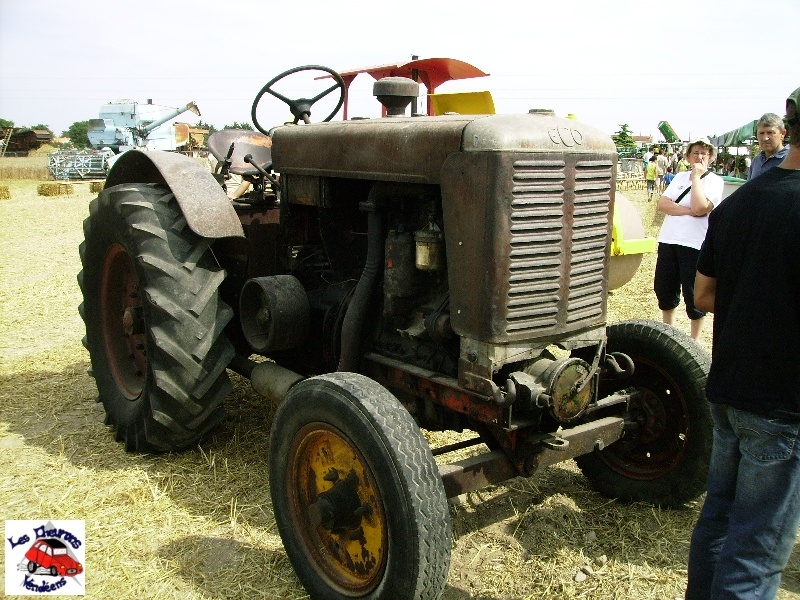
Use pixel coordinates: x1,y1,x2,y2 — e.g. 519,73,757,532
78,183,233,452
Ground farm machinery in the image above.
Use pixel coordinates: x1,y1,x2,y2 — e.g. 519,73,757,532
658,120,682,145
49,99,203,180
78,60,712,599
86,99,201,154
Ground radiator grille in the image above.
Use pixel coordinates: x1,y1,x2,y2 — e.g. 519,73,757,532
506,158,612,336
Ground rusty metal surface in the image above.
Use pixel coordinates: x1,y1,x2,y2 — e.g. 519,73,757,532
173,123,190,147
461,113,616,153
206,129,273,176
105,150,243,239
289,423,387,593
232,203,281,226
439,450,518,498
362,353,509,428
271,116,472,184
524,416,625,474
441,149,613,345
282,174,323,206
438,416,624,497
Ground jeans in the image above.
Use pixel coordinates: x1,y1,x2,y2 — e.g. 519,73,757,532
686,403,800,600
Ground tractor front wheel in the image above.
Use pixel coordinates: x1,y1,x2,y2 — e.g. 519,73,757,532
576,320,713,507
269,372,451,599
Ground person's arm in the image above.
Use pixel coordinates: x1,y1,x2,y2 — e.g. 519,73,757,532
689,163,714,216
694,271,716,313
657,194,693,215
227,179,251,200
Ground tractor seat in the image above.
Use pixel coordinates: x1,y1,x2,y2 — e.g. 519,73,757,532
207,129,272,176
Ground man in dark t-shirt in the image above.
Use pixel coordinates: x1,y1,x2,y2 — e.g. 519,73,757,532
685,87,800,600
698,166,800,420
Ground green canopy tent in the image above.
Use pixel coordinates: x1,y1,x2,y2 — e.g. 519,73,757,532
708,120,758,179
709,120,757,147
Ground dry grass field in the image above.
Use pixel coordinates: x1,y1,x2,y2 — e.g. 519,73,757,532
1,169,799,599
0,148,55,181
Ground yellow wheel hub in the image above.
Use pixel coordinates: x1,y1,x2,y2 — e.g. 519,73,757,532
289,423,387,595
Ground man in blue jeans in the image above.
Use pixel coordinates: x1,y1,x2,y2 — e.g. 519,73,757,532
687,86,800,599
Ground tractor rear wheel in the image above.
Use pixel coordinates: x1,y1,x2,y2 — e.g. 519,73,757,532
269,372,451,600
576,320,712,507
78,183,234,452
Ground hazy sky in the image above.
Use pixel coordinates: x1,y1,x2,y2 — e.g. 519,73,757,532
1,0,798,142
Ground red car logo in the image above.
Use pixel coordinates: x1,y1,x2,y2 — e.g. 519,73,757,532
24,539,83,577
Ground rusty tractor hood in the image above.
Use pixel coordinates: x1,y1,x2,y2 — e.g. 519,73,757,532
270,113,615,184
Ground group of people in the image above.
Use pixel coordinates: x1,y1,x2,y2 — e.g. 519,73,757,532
642,114,787,203
653,109,790,343
644,147,687,200
647,88,800,600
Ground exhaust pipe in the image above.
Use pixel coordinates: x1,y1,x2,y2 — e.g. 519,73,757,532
251,361,305,404
228,355,305,404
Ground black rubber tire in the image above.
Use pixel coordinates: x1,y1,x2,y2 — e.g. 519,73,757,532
575,319,712,508
269,372,451,600
78,183,234,452
27,561,37,573
50,566,58,577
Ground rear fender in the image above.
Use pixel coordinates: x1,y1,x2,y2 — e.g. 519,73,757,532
104,149,244,239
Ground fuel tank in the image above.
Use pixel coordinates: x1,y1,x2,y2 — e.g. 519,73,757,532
270,114,471,183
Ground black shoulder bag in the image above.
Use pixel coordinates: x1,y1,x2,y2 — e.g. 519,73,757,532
674,170,710,202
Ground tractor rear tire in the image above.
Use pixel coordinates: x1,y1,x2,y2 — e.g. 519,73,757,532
269,372,451,600
78,183,234,452
575,320,712,507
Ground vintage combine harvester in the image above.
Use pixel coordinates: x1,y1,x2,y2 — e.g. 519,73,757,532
86,99,201,153
48,100,203,180
78,59,711,599
47,149,112,180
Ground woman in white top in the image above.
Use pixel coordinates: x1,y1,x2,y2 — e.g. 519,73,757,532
653,137,724,340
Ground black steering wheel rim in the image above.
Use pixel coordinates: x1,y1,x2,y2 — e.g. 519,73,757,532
251,65,346,134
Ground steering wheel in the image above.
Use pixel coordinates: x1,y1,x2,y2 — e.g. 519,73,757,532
251,65,346,134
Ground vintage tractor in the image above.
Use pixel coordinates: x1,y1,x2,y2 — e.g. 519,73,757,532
78,63,712,600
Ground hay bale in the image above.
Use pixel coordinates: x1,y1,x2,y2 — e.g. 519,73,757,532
31,143,58,156
0,186,9,200
37,183,74,197
90,181,104,194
